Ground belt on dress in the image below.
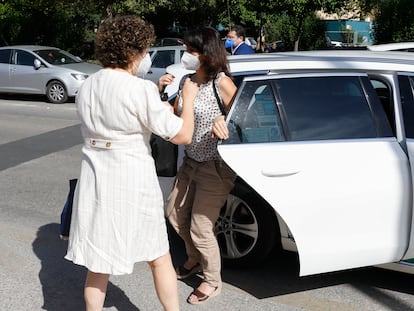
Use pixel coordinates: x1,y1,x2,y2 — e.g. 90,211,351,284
84,138,140,150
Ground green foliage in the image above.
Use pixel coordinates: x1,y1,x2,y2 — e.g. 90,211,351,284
0,0,383,55
373,0,414,43
264,12,327,51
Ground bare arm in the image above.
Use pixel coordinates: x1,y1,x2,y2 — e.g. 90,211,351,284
212,76,237,140
219,76,237,110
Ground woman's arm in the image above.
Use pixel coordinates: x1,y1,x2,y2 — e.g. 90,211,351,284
212,76,237,140
219,76,237,110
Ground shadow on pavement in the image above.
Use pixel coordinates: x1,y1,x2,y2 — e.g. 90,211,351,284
32,223,139,311
0,93,75,103
168,219,414,311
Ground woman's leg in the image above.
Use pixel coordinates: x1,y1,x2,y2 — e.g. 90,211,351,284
166,160,201,266
148,252,180,311
84,270,110,311
190,160,236,288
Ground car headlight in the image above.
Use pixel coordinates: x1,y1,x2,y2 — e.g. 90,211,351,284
71,73,88,80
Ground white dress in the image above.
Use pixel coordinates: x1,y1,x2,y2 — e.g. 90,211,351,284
65,69,183,275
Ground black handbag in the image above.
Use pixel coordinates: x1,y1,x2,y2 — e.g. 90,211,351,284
150,84,181,177
150,134,178,177
59,178,77,240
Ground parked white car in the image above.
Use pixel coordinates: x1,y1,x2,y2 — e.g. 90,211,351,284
145,45,185,85
166,50,414,276
367,41,414,52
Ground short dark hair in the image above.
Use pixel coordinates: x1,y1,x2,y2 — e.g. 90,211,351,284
230,25,246,40
95,15,155,69
184,26,231,82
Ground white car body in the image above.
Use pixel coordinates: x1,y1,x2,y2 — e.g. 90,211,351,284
145,46,186,85
166,51,414,276
367,42,414,52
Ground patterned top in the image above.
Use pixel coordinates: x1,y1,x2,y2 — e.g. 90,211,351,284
178,72,225,162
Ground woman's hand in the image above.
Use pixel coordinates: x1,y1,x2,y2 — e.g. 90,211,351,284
158,74,175,93
212,115,229,139
181,77,199,105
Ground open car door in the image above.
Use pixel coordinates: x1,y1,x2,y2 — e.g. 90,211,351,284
218,73,411,276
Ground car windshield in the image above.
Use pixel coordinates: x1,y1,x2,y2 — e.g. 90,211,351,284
34,49,82,65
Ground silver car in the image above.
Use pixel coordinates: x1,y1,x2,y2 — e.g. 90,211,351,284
0,45,101,104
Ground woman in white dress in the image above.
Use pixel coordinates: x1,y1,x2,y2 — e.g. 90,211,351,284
65,15,196,311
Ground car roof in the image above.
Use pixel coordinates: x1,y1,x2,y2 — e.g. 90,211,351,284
367,42,414,51
149,45,186,52
163,50,414,97
0,45,60,51
226,50,414,74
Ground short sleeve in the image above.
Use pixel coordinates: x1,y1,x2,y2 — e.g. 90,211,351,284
134,79,183,140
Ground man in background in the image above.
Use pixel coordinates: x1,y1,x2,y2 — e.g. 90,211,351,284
226,25,255,55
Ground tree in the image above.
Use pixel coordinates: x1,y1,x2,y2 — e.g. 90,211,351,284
0,0,374,54
373,0,414,43
215,0,352,51
269,0,350,51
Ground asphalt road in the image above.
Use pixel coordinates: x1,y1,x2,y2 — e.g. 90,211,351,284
1,95,414,311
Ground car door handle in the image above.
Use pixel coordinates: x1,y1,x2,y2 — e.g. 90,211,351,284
261,168,300,177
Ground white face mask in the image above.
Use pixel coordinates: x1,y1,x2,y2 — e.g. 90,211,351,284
136,53,152,76
181,51,200,71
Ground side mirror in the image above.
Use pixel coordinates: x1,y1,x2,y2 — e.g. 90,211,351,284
34,59,41,69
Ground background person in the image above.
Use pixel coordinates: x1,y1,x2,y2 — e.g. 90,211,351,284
225,24,255,55
65,15,196,311
267,41,279,53
166,26,237,305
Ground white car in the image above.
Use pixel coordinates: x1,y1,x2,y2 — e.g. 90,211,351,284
145,45,186,85
367,41,414,52
166,51,414,276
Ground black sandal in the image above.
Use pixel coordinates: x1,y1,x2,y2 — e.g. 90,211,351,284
187,284,221,305
176,263,202,279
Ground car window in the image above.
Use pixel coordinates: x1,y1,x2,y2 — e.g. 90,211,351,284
277,76,379,140
152,50,175,68
226,80,285,144
34,49,80,65
370,78,395,134
226,75,386,144
13,50,35,66
0,49,11,64
399,75,414,138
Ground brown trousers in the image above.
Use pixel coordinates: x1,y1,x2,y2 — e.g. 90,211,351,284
166,156,236,287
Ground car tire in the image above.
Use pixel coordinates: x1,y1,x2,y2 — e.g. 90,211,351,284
46,80,68,104
216,179,281,267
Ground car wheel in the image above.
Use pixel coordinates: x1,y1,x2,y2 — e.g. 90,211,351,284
46,80,68,104
215,180,280,266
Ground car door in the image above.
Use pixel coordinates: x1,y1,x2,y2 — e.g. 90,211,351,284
147,49,177,84
9,49,46,94
218,72,411,276
0,48,12,91
397,73,414,261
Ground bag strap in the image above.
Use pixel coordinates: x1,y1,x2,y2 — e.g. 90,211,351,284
178,73,194,91
212,79,226,116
